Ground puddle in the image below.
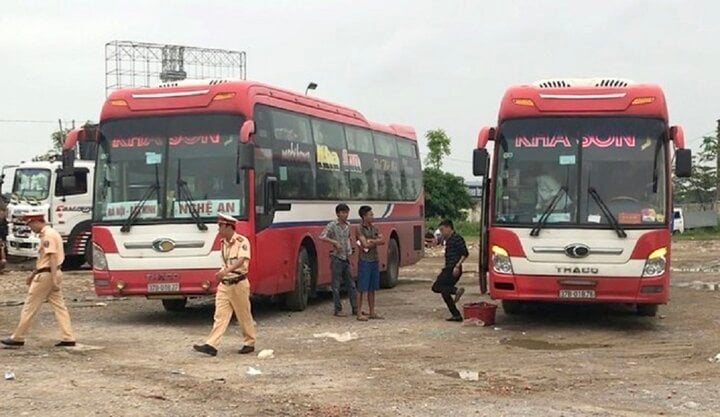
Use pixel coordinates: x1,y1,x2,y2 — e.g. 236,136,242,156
500,338,610,351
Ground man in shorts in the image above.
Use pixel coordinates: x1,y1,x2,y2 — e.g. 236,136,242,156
356,206,385,321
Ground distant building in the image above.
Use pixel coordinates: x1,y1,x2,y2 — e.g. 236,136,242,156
463,180,484,222
465,180,483,202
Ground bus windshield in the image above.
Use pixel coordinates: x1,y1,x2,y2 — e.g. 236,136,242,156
13,168,51,201
494,117,667,227
94,114,247,223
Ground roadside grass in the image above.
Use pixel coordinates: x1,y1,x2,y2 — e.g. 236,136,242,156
673,226,720,241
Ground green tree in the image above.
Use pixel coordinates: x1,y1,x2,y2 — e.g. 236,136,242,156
424,129,451,170
423,167,473,219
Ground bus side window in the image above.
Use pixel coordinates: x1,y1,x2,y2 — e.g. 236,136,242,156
312,118,349,200
345,126,376,200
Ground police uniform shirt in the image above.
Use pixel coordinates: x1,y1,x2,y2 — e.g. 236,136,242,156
37,225,64,269
221,233,251,274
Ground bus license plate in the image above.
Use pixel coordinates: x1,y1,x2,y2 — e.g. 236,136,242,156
147,283,180,293
559,289,596,299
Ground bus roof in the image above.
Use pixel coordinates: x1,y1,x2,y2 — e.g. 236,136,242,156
497,77,669,123
102,79,416,141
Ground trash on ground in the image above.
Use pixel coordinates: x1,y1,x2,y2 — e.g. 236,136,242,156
94,302,108,307
170,369,185,375
462,318,485,327
246,367,262,376
4,371,16,381
708,353,720,363
257,349,275,359
494,327,502,331
458,370,479,381
312,332,358,343
0,301,24,307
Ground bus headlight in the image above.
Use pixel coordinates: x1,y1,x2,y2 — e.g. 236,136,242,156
642,247,667,278
491,245,513,274
93,243,108,271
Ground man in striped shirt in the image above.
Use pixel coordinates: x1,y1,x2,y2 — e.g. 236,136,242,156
431,219,469,322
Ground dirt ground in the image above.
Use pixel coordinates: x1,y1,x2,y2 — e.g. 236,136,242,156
2,240,720,417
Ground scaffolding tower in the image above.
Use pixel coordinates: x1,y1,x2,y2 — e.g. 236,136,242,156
105,41,247,96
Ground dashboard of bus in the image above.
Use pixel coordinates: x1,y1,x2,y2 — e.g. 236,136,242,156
493,117,669,228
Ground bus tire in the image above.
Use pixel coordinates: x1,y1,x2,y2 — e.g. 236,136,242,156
162,298,187,312
502,300,523,315
636,304,658,317
285,247,312,311
380,238,400,289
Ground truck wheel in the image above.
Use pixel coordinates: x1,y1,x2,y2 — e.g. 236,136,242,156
84,239,93,268
284,247,312,311
502,300,523,315
162,298,187,312
380,238,399,288
636,304,658,317
62,256,84,270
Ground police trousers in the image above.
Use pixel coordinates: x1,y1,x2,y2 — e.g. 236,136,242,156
206,279,256,348
12,272,75,342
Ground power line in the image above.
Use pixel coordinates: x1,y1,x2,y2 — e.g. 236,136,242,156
0,119,89,125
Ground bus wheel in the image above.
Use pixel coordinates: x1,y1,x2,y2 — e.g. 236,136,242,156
502,300,523,315
380,238,400,289
285,247,312,311
162,298,187,312
636,304,658,317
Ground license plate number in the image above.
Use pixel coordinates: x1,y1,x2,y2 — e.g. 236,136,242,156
559,289,596,299
147,283,180,293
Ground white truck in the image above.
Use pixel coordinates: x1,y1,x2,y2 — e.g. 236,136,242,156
5,127,97,268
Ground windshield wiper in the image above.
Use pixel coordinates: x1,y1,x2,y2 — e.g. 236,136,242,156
176,160,208,231
121,164,160,233
530,186,568,237
588,187,627,238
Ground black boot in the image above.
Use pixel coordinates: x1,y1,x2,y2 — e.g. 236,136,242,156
193,344,218,356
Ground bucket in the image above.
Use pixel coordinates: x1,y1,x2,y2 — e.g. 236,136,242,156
463,302,498,326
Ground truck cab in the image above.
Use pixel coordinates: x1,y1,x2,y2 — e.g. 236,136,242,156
6,159,94,268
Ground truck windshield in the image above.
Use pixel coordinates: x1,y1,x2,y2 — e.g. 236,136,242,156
494,117,667,227
93,114,247,223
13,168,51,201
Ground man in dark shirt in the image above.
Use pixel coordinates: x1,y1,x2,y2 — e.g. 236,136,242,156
431,219,469,321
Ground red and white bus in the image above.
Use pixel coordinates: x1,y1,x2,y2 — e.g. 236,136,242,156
473,78,692,317
91,80,424,311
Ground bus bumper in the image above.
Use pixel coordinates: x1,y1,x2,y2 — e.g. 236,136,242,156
488,272,669,304
93,268,221,297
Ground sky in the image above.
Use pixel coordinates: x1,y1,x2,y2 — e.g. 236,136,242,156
1,0,719,182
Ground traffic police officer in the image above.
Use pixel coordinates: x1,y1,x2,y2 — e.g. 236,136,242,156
2,213,76,347
194,213,256,356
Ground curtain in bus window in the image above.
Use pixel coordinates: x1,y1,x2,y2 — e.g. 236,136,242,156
270,109,316,199
345,126,376,200
312,119,349,200
373,133,401,200
397,139,421,201
165,116,245,219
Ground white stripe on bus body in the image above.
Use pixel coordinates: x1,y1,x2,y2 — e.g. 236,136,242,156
104,253,219,271
271,202,394,224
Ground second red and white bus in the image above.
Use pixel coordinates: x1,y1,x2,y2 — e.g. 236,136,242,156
473,77,692,316
91,80,424,311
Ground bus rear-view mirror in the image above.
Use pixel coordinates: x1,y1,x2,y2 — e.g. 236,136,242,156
238,142,255,171
675,149,692,178
61,148,75,177
240,120,255,144
473,148,489,177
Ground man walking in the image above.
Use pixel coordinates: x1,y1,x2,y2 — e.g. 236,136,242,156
431,219,469,322
356,206,384,321
319,204,358,317
193,214,256,356
2,213,76,347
